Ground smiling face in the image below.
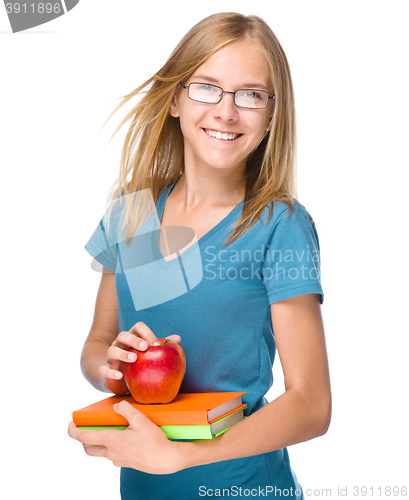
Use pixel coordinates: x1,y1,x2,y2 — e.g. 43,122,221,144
169,39,274,176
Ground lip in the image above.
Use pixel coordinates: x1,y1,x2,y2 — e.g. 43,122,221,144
203,128,242,141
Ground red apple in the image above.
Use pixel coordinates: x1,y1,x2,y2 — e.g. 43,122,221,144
123,338,186,404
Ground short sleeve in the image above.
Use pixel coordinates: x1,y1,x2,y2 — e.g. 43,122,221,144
85,217,119,272
262,203,324,305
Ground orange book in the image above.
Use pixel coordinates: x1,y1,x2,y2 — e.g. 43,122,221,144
73,392,246,427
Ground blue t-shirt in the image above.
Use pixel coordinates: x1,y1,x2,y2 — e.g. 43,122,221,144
85,180,323,499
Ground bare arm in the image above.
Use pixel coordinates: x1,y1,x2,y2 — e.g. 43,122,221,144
80,270,123,393
80,268,181,395
179,293,331,468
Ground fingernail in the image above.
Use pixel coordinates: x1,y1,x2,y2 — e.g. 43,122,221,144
127,352,137,361
113,404,118,411
139,341,148,349
153,341,160,346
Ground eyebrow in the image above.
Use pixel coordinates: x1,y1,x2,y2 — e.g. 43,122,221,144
192,74,270,92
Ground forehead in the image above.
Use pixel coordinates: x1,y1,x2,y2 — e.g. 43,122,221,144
190,40,272,90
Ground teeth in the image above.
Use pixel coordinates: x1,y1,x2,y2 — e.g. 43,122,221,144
205,129,238,141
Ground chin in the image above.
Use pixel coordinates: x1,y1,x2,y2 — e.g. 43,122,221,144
203,155,247,171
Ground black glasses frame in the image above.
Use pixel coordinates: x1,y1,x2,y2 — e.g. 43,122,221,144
179,82,275,109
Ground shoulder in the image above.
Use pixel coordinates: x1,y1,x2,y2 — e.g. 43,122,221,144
261,198,316,231
233,198,320,251
256,199,321,253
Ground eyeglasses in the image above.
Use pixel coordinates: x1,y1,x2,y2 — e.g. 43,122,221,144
179,82,275,109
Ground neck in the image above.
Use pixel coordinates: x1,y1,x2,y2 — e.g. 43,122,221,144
173,169,246,211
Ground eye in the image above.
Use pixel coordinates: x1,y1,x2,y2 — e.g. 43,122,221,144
243,91,262,100
197,84,219,92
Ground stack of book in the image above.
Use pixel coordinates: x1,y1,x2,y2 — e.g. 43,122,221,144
73,392,247,440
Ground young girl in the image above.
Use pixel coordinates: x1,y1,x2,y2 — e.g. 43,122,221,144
69,12,331,500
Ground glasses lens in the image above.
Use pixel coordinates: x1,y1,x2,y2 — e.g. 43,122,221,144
189,83,222,104
235,90,269,109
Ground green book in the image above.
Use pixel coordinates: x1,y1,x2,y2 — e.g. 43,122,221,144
78,409,245,440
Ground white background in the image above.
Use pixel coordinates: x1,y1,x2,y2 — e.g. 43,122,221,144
1,1,408,499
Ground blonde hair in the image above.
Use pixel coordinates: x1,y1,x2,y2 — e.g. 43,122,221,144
104,12,297,245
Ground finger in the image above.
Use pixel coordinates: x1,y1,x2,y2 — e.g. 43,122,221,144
113,400,146,428
68,421,77,432
107,345,138,363
68,425,111,447
116,330,150,351
165,334,181,344
129,322,158,346
83,444,108,458
98,363,123,380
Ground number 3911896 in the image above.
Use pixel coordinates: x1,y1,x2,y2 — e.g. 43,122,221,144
5,3,62,14
353,486,407,496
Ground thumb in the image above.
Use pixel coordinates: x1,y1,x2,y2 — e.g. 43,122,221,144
165,334,181,344
113,400,144,426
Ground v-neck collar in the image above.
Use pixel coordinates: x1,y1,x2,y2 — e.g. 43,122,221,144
151,178,244,270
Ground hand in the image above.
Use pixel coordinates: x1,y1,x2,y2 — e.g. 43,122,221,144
98,322,181,393
68,400,186,474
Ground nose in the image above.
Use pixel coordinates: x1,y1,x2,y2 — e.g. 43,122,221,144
213,92,238,122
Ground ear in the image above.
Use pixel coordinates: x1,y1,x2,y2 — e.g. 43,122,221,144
169,92,180,118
